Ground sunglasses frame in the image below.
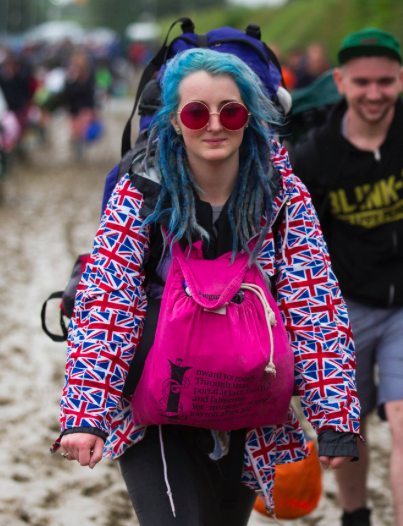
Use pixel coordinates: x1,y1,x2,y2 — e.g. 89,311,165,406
176,100,251,131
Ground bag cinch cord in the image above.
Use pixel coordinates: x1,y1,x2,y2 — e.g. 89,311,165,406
159,425,176,517
239,283,277,375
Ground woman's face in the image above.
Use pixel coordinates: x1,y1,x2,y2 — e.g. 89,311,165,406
171,71,246,167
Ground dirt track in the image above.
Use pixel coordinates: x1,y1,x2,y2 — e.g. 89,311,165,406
0,101,394,526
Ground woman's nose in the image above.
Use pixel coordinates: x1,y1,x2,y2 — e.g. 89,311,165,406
207,113,222,131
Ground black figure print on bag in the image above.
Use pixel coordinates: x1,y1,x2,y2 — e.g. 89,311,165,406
159,359,193,420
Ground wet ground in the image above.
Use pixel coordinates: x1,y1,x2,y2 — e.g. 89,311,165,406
0,100,394,526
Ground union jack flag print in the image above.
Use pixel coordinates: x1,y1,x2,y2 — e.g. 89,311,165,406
52,142,361,510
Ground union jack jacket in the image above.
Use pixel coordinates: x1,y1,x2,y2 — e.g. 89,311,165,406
52,141,360,510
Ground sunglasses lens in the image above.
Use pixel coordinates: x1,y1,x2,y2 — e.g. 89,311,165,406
220,103,249,130
180,102,209,130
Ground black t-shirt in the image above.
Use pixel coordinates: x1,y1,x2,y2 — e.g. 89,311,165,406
63,74,95,115
290,98,403,307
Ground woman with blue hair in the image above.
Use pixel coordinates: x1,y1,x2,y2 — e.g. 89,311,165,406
56,48,361,525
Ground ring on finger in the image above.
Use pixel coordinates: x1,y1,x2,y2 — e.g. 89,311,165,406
61,452,70,458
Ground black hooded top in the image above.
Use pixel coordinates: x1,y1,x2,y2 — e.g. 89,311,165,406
290,98,403,308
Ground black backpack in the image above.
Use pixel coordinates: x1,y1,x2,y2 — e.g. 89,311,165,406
288,70,342,146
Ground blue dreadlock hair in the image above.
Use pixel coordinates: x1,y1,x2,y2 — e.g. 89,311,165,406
144,48,282,261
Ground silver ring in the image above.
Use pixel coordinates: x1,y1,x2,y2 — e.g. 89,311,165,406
61,452,70,458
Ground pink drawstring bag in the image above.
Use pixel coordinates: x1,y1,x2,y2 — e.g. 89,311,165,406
131,240,294,431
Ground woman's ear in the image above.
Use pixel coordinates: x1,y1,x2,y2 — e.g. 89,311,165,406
170,112,178,129
170,112,182,136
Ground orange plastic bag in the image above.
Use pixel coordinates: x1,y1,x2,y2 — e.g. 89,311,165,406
254,440,322,520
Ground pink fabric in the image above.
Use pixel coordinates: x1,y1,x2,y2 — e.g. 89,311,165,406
0,111,21,151
131,241,294,431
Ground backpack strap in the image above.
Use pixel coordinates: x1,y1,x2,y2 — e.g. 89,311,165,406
245,22,286,90
270,197,300,397
143,224,166,288
197,34,208,47
122,226,166,396
121,17,195,156
267,197,288,302
272,198,287,242
122,297,162,396
41,291,69,343
263,42,287,90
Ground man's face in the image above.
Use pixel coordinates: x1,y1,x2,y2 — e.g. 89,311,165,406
334,56,403,125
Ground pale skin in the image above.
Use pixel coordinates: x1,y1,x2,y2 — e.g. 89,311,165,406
170,71,245,206
61,70,353,472
333,56,403,525
333,56,403,151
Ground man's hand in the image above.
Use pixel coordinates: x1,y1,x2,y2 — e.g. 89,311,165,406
319,456,353,469
60,433,104,469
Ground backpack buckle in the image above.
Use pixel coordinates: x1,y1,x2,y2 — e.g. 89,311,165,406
245,24,261,40
181,18,195,34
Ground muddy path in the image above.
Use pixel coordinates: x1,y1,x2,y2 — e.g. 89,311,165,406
0,101,394,526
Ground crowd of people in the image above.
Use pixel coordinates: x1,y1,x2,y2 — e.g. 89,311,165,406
0,34,335,179
0,35,158,171
0,35,333,173
270,42,331,91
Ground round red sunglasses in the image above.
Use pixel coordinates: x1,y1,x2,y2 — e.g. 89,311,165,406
176,101,251,131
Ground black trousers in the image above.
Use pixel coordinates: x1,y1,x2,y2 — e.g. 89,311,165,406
118,425,257,526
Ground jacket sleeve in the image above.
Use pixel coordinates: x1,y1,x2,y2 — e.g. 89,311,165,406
59,173,150,438
271,145,361,437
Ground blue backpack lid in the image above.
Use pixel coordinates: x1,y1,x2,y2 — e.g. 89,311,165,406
157,26,282,99
121,18,286,157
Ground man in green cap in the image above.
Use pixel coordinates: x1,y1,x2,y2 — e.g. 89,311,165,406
291,28,403,526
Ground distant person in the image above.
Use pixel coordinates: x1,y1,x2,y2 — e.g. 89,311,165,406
287,47,305,73
0,50,32,133
291,28,403,526
62,51,96,157
128,41,147,70
0,85,21,154
268,42,297,90
286,47,307,87
295,43,331,89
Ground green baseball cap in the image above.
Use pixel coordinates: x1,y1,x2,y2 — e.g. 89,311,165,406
338,28,402,65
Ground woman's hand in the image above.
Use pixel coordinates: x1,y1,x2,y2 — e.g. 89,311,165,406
60,433,104,469
319,456,353,469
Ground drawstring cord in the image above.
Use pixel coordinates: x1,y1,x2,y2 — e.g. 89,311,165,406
240,283,277,375
158,425,176,517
